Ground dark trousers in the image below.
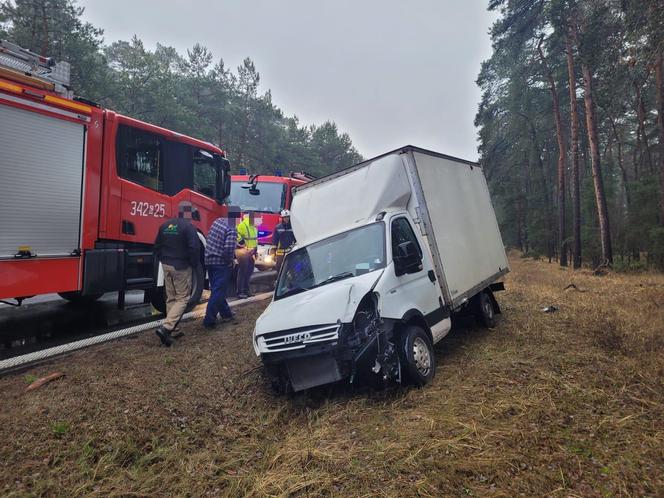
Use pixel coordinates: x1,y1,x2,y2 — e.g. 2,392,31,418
236,248,255,296
204,265,233,326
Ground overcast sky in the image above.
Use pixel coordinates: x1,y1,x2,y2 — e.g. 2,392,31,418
79,0,497,161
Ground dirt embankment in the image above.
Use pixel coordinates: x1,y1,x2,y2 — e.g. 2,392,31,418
1,255,663,497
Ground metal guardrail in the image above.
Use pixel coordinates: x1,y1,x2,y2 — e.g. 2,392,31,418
0,292,272,374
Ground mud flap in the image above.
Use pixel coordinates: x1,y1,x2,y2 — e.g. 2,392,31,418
286,355,342,392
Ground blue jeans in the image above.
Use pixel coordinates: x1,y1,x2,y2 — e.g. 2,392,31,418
204,265,233,327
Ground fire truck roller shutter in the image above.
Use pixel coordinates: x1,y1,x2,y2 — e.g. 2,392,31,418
0,102,85,258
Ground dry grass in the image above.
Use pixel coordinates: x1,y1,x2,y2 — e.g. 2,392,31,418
1,253,663,497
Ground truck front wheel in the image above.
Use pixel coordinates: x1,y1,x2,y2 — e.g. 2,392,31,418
148,264,205,314
400,325,436,387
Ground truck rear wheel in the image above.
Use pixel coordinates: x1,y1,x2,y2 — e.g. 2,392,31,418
148,264,204,314
400,325,436,387
474,290,496,328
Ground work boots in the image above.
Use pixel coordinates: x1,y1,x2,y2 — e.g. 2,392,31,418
155,326,173,347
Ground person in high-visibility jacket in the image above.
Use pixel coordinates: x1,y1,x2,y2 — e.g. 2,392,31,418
236,212,258,298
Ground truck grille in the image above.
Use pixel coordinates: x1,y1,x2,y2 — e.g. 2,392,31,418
258,324,340,352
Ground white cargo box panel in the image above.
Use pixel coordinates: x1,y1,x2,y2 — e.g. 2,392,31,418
290,153,412,247
0,100,85,258
407,150,509,307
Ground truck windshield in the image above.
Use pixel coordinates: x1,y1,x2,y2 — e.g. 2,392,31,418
275,222,386,300
229,181,286,214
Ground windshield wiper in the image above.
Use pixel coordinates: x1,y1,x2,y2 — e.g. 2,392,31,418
311,271,355,289
238,209,276,214
277,287,309,299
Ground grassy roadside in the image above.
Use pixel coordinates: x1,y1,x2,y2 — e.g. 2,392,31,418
1,254,663,497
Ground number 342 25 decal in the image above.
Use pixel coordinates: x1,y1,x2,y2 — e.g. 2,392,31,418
129,201,166,218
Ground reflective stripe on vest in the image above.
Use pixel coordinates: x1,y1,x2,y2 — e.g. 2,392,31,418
237,220,258,249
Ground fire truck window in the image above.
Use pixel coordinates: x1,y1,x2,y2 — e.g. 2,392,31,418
228,182,286,213
116,125,164,192
193,150,219,198
162,140,194,196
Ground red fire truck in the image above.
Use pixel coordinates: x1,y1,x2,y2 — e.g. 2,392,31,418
229,172,313,270
0,41,231,311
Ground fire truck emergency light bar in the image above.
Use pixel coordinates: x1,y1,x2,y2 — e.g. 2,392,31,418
0,39,72,97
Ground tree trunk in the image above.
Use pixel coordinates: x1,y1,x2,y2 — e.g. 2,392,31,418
236,95,252,169
566,30,582,268
542,143,556,262
634,81,654,175
580,63,613,264
537,39,567,266
632,82,642,179
523,159,530,254
30,6,38,49
609,116,630,208
655,51,664,225
40,2,49,55
523,161,530,252
515,194,523,251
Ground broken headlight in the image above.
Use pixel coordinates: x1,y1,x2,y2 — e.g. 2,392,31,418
348,292,381,347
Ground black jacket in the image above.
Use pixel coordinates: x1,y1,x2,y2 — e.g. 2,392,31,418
154,218,200,270
272,222,296,250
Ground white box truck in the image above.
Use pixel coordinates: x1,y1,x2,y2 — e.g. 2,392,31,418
252,146,509,393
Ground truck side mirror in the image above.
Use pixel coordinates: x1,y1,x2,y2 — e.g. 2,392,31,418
240,174,261,196
244,185,260,196
394,241,422,275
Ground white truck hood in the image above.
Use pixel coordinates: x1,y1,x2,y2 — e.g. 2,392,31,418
255,270,382,337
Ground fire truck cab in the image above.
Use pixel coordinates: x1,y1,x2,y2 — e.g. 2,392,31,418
229,172,313,270
0,40,231,310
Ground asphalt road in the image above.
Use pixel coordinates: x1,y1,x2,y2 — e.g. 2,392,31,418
0,270,276,359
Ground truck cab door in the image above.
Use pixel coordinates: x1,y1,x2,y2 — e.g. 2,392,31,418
190,150,230,235
378,215,449,342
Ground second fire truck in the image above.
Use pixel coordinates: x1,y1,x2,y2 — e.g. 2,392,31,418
229,172,314,270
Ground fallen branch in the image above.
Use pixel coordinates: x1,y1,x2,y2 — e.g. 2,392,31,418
25,372,65,392
240,365,262,378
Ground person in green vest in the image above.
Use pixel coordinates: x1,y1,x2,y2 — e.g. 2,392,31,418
236,212,258,298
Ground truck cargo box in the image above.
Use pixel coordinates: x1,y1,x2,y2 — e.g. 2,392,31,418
290,146,509,309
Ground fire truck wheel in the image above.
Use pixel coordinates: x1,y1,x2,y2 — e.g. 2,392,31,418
148,264,205,314
58,291,103,304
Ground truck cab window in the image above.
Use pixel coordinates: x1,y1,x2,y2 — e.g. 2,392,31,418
391,217,423,258
193,149,218,198
229,181,286,213
116,125,163,192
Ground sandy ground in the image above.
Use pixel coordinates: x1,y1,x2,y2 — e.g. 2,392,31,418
1,254,663,497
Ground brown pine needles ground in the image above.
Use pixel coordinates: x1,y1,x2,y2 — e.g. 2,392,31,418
1,254,663,497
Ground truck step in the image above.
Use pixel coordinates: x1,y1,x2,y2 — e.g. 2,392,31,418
124,277,153,289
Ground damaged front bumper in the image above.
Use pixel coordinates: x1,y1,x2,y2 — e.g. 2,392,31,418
259,318,401,393
259,323,357,392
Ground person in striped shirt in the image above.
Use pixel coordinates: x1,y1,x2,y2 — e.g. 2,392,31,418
203,207,241,328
